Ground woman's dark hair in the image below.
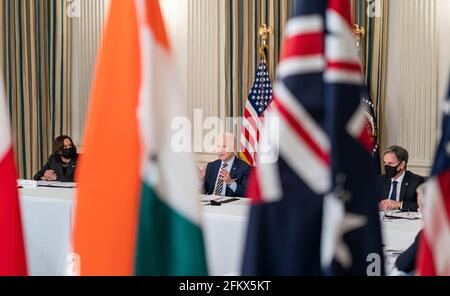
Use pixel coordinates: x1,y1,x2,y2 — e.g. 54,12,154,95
52,135,77,160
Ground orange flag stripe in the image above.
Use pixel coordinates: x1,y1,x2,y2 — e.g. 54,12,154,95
145,0,170,51
73,0,142,275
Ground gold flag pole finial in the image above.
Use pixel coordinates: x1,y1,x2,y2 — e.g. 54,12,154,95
258,24,272,63
353,24,365,49
353,24,366,73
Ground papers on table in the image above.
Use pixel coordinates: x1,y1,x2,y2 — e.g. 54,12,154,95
18,179,38,189
200,194,240,206
37,181,77,188
18,179,77,189
383,210,420,220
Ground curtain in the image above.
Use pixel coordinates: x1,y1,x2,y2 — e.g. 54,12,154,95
225,0,292,122
0,0,72,179
71,0,109,148
352,0,389,140
367,0,389,154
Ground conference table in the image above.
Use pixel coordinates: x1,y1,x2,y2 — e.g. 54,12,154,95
19,186,422,276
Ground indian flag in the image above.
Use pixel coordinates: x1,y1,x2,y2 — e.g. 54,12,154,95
72,0,208,276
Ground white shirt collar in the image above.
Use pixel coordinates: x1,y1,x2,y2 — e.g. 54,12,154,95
223,155,236,168
392,170,406,184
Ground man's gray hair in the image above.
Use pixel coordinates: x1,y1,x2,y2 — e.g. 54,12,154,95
383,145,409,164
215,132,236,152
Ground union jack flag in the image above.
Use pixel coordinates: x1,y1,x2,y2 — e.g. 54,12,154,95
417,80,450,275
240,59,273,166
242,0,383,275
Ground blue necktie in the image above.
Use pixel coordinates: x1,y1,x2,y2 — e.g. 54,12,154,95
390,181,398,200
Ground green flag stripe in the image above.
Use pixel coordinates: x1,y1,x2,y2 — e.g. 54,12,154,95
135,181,208,276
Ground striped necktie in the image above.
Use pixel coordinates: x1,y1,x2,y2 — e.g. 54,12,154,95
214,162,228,196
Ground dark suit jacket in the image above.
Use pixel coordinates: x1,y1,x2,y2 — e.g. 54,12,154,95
34,154,78,182
395,231,421,274
204,157,251,197
378,170,425,211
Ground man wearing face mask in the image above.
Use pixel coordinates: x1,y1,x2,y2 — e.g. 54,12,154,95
34,135,78,182
378,145,425,211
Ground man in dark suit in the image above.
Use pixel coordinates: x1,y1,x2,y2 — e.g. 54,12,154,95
201,133,251,197
378,145,425,211
395,230,422,274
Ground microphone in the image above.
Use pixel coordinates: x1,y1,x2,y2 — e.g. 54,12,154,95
210,200,222,206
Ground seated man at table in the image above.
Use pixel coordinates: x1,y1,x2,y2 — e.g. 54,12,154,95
378,145,425,212
200,133,251,197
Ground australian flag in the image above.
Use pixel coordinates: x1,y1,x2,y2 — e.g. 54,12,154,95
416,79,450,275
242,0,384,276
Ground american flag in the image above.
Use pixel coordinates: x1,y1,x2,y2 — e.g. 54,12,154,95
239,59,273,166
242,0,383,275
417,80,450,275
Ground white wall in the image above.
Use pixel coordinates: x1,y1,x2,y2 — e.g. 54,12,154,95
384,0,450,176
438,0,450,117
162,0,225,120
160,0,189,98
162,0,226,164
71,0,109,148
71,0,225,164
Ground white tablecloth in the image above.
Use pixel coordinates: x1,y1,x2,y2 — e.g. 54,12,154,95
20,188,74,276
382,217,422,251
202,199,249,275
19,188,422,276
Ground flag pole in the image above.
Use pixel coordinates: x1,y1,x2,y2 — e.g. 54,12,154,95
258,24,272,64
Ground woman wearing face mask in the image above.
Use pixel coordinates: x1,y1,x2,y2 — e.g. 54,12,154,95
34,135,78,182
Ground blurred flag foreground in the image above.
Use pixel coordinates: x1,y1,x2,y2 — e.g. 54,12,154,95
0,77,27,276
417,79,450,275
242,0,384,276
72,0,207,275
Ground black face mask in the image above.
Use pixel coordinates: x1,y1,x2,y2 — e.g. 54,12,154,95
384,163,402,179
61,147,76,159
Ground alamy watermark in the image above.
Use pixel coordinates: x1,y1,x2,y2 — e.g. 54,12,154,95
66,0,381,19
169,109,280,164
366,253,382,276
66,0,81,18
65,253,81,276
367,0,382,18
